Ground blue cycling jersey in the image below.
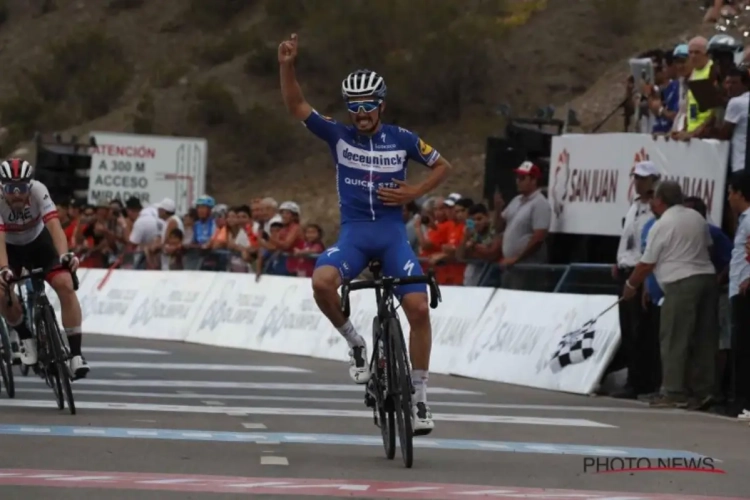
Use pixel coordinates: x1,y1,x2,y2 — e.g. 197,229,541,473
303,110,440,223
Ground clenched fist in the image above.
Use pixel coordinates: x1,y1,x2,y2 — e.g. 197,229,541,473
278,33,299,64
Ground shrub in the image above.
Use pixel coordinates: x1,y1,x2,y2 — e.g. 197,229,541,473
106,0,145,13
0,93,44,137
592,0,640,36
198,29,253,65
0,0,8,26
190,78,240,126
263,0,308,30
186,0,259,30
152,61,189,88
243,35,276,76
132,92,156,133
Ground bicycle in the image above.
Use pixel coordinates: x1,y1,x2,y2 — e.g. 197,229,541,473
340,260,441,469
0,318,15,398
5,267,79,414
15,279,34,378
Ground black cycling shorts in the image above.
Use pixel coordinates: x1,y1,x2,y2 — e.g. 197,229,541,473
6,227,61,279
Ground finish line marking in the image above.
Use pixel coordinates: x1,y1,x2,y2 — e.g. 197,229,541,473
0,425,706,458
12,378,482,395
13,387,678,414
83,348,170,355
87,362,313,373
0,400,611,428
0,469,740,499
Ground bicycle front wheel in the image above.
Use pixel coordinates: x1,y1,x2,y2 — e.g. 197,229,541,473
44,307,75,415
387,317,413,469
36,308,65,410
0,322,14,398
372,318,395,460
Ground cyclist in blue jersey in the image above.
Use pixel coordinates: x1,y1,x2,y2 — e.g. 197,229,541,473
279,34,451,434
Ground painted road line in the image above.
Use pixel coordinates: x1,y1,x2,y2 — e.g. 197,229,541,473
243,423,267,429
13,388,680,415
202,401,225,406
260,457,288,466
0,426,706,458
113,373,135,378
0,400,612,427
0,469,741,499
88,362,313,373
13,378,482,395
84,348,170,355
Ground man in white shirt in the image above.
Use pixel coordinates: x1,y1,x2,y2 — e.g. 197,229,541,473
609,160,659,400
125,197,163,267
716,67,749,173
622,181,718,409
727,171,750,415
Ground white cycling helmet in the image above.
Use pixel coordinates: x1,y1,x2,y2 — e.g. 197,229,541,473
341,69,387,100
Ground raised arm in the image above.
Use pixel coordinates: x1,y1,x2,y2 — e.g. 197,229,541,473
279,34,313,121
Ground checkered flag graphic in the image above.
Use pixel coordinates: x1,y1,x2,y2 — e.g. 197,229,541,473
549,318,597,373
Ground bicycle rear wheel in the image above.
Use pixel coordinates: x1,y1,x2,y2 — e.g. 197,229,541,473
372,318,395,460
44,307,75,415
0,322,14,398
387,317,413,468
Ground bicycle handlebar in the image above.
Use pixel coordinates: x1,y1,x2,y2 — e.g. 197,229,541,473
4,267,79,307
339,271,442,318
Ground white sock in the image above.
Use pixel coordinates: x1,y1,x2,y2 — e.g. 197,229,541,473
337,320,364,348
412,369,428,405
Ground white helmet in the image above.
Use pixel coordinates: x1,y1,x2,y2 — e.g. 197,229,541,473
341,69,387,100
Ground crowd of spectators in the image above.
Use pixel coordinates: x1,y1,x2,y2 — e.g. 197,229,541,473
605,161,750,418
57,195,325,281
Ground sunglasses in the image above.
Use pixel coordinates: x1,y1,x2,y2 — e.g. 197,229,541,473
347,100,381,113
2,182,30,195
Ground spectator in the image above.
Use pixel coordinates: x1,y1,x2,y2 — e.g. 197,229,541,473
609,160,659,399
163,228,185,271
494,161,551,290
182,208,197,246
639,210,664,401
457,203,502,286
685,37,717,136
253,197,278,240
669,44,692,134
715,66,750,173
257,215,288,278
230,205,259,270
403,201,420,253
267,201,303,275
208,204,230,249
152,198,183,271
57,199,70,227
191,195,216,247
684,196,733,405
291,223,325,277
64,199,84,251
416,197,455,285
74,204,96,253
649,51,681,134
622,181,718,409
440,197,473,286
80,200,116,268
727,170,750,416
126,196,162,269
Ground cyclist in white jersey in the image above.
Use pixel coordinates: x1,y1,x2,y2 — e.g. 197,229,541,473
0,159,89,379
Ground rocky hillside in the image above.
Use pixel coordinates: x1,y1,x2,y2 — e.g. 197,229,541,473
0,0,699,237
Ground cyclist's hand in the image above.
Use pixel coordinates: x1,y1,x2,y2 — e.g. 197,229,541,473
278,34,298,64
0,267,13,284
377,179,421,206
60,252,80,273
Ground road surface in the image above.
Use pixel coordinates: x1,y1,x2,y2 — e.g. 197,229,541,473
0,334,747,499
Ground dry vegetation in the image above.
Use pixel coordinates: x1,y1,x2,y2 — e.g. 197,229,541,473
0,0,700,239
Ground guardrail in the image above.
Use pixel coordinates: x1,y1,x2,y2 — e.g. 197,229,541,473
107,249,616,295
